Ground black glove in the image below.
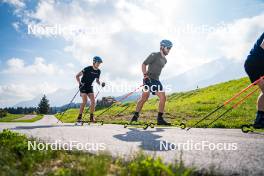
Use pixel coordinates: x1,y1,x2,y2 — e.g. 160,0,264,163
143,76,151,84
101,82,106,87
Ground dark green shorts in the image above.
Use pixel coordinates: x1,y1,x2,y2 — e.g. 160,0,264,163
79,84,94,94
143,78,164,95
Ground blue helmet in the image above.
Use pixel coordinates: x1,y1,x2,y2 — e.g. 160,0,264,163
160,39,173,48
93,56,103,63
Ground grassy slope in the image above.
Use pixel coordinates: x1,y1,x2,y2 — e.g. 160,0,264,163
56,77,259,128
0,114,44,122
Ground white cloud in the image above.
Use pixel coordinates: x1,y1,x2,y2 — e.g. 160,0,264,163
2,0,264,107
18,1,221,78
66,62,75,69
2,57,63,75
207,13,264,60
0,82,58,107
12,21,20,31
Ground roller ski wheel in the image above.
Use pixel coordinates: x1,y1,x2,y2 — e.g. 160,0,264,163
75,121,83,126
241,125,251,133
149,122,155,128
143,123,149,130
179,122,186,129
124,123,128,128
241,124,264,133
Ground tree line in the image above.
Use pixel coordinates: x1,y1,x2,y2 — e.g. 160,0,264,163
1,94,116,118
0,95,50,118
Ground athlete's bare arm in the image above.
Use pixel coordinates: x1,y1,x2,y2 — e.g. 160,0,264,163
76,71,83,84
142,64,148,78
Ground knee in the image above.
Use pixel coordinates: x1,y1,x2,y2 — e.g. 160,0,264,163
90,100,95,105
90,98,95,105
82,100,87,105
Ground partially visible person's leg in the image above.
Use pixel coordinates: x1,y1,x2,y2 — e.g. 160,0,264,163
78,93,88,120
136,91,150,112
88,93,95,121
155,91,170,125
254,77,264,128
130,91,150,122
88,93,95,113
257,78,264,111
155,91,166,113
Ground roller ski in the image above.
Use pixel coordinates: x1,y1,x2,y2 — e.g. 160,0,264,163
241,124,264,133
75,114,104,126
77,120,104,126
124,113,185,130
241,112,264,133
141,121,186,129
123,113,150,130
123,122,153,130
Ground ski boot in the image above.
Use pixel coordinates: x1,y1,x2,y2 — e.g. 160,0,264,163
157,114,171,126
75,114,83,126
130,112,139,124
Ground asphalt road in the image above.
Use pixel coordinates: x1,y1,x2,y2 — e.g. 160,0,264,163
1,115,264,175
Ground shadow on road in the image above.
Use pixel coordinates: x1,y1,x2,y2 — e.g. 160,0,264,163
113,128,175,151
11,124,76,130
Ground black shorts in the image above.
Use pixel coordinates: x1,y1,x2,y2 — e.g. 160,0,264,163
143,78,164,95
244,55,264,83
79,84,94,94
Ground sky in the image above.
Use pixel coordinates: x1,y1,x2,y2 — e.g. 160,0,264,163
0,0,264,107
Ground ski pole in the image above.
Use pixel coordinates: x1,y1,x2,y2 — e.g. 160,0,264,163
57,88,80,123
114,105,131,117
113,94,141,117
206,87,259,127
96,84,144,118
186,76,264,130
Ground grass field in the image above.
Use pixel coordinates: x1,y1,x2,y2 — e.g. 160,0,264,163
13,114,44,122
56,77,260,128
0,113,24,122
0,129,222,176
0,114,44,122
